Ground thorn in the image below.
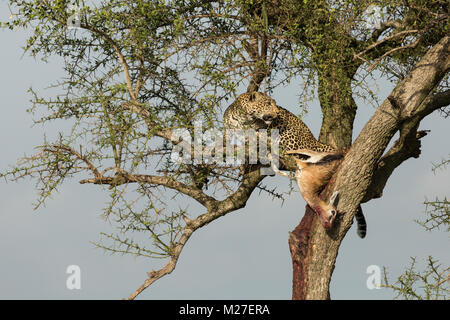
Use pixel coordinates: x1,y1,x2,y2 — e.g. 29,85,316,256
416,130,430,139
8,4,15,20
182,214,192,226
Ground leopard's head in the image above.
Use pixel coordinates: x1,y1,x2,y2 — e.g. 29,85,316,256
238,92,279,127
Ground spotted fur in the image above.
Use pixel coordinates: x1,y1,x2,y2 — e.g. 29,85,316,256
271,106,336,154
223,93,335,153
223,92,367,237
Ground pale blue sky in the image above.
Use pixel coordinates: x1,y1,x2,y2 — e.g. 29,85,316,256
0,3,448,299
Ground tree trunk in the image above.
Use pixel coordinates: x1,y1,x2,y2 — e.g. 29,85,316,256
289,35,450,300
290,205,337,299
290,185,350,300
317,71,357,149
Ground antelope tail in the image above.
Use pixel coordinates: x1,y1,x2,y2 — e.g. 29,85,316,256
355,205,367,238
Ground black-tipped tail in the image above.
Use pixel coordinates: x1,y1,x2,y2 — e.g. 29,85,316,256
315,153,344,165
355,205,367,238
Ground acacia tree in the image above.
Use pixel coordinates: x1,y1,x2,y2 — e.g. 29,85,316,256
2,0,449,299
383,158,449,300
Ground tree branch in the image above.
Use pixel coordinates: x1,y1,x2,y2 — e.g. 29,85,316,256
126,165,264,299
424,89,450,113
121,101,179,143
80,23,137,102
362,124,428,202
246,34,271,93
369,20,404,42
127,226,193,300
367,37,421,72
79,173,216,209
363,88,450,202
43,144,101,179
354,29,419,62
338,36,449,210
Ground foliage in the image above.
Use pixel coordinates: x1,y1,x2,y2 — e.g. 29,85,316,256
383,158,449,299
383,257,449,300
1,0,449,298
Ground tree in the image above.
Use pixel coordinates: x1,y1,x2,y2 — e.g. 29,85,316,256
1,0,449,299
383,158,449,300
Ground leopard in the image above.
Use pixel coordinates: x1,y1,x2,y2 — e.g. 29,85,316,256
270,106,336,155
223,92,336,156
223,92,367,238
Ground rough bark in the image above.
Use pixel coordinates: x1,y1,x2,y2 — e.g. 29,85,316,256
290,36,450,300
289,205,320,299
317,69,358,149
